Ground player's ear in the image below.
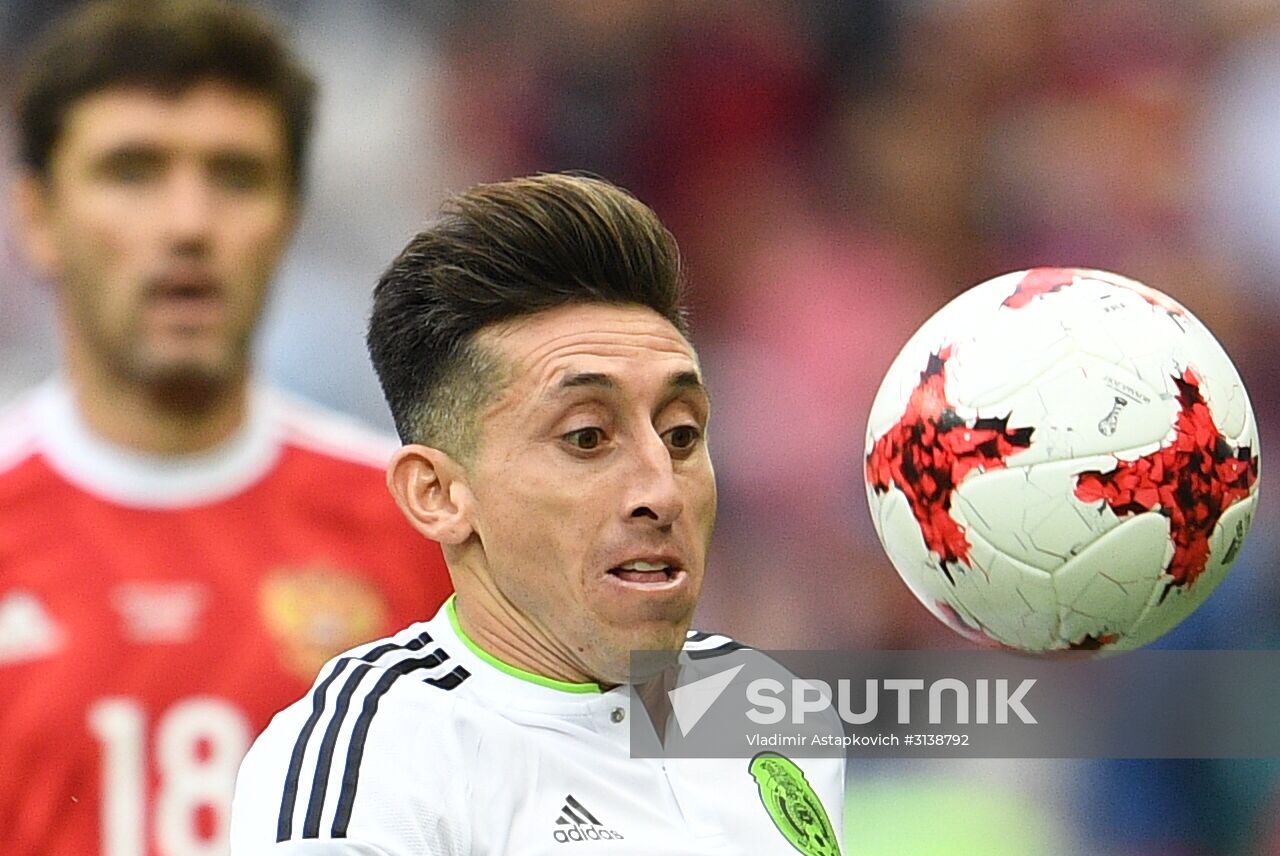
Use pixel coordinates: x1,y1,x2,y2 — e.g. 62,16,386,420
388,444,475,545
12,172,61,279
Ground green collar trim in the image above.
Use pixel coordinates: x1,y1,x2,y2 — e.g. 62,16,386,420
445,595,602,694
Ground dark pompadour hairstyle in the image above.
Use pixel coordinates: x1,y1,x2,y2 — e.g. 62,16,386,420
368,173,688,457
16,0,316,192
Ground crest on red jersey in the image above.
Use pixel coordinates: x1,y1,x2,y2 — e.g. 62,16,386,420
259,566,389,680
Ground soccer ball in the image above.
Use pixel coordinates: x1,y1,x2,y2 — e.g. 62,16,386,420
864,268,1260,652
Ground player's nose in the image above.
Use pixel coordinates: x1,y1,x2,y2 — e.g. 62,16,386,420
625,431,684,528
162,166,215,254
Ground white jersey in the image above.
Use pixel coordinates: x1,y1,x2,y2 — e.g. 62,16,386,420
231,597,845,855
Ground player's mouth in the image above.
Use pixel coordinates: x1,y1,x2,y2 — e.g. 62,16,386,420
144,275,226,328
606,559,686,590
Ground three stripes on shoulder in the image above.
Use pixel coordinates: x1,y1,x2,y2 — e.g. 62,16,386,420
275,630,470,842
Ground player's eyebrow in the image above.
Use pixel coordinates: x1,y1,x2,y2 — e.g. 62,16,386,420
667,370,710,404
657,370,713,417
546,370,710,403
92,143,166,174
556,371,615,392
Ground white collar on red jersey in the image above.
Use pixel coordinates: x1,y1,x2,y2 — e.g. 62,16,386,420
33,378,282,509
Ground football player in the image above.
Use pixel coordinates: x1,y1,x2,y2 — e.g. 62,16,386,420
1,3,452,853
231,173,845,854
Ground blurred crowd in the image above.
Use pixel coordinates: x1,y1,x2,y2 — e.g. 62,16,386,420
4,1,1280,854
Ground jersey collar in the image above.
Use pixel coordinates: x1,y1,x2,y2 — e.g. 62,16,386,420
432,597,669,749
445,595,603,695
34,378,281,509
435,595,648,717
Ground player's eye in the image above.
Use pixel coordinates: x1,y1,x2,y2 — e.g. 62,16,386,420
563,427,606,451
97,148,164,184
208,154,270,191
664,425,702,453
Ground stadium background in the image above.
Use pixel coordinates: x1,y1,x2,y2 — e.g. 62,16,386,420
2,2,1278,853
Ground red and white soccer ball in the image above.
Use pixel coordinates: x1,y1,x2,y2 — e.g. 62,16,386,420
864,268,1261,653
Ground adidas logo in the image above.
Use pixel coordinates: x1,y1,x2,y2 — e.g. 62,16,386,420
0,589,63,665
551,795,624,843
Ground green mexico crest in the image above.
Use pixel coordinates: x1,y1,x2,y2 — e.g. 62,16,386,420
749,752,841,856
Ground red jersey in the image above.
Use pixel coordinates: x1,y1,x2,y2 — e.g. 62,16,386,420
0,380,452,856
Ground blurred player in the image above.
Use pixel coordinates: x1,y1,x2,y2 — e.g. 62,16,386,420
230,173,845,853
1,2,451,854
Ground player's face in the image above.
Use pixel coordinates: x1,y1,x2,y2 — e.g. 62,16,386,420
19,81,295,395
468,303,717,684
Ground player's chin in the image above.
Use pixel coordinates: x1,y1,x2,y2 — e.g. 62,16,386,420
597,602,697,660
133,348,243,396
597,623,690,684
